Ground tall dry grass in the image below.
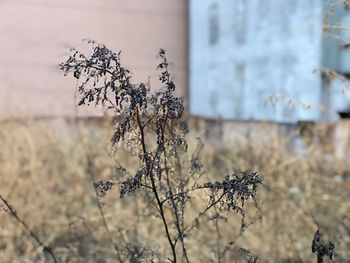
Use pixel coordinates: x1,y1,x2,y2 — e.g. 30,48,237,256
0,117,349,262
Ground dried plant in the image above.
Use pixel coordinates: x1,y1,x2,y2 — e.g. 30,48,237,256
311,229,335,263
60,40,263,262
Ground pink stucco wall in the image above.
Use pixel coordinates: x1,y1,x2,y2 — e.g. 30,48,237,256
0,0,188,118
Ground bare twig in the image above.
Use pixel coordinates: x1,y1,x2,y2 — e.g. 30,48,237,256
0,194,58,263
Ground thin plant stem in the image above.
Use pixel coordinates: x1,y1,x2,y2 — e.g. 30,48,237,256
0,195,58,263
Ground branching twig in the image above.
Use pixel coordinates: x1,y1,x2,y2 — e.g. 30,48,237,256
0,194,58,263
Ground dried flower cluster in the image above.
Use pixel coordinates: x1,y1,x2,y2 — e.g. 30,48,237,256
93,180,114,197
201,171,262,212
311,229,335,263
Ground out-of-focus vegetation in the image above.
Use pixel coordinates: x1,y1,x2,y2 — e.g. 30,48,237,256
0,118,349,262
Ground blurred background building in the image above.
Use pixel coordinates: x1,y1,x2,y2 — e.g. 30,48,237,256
190,0,350,122
0,0,188,118
1,0,350,123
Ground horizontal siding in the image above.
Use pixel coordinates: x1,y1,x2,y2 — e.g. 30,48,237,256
0,0,188,118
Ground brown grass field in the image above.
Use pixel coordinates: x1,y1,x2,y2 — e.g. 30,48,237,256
0,117,349,262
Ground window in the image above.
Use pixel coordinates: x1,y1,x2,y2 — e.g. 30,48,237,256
209,3,219,45
233,63,245,117
233,0,247,45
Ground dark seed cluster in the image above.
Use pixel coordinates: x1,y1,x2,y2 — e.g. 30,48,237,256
311,229,335,263
201,171,263,212
120,171,143,198
93,180,114,197
239,248,259,263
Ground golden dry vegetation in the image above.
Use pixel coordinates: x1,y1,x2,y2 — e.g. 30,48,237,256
0,118,349,262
